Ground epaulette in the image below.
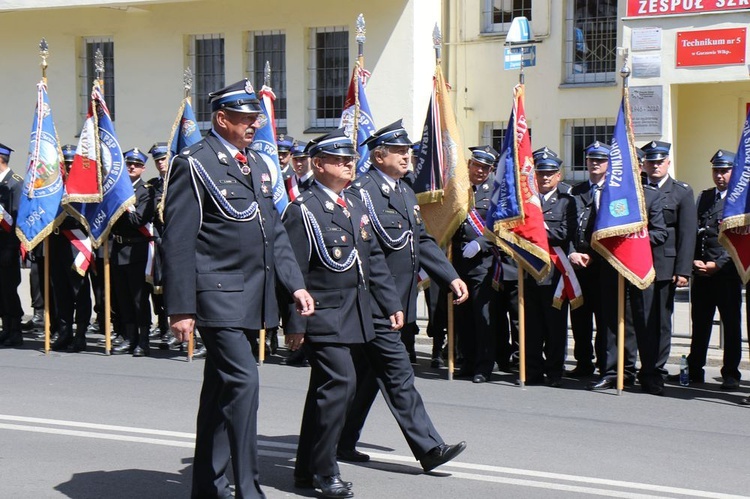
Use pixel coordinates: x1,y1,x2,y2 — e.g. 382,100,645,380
143,183,152,189
181,142,204,156
12,173,23,182
643,184,657,192
293,195,305,204
674,181,690,190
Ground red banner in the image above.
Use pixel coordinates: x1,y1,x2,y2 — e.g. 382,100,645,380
628,0,750,17
676,28,746,67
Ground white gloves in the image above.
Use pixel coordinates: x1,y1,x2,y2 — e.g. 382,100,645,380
462,240,481,259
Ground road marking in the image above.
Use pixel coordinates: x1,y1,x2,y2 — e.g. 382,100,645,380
1,414,747,499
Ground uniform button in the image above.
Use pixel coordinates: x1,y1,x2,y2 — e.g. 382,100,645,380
315,301,320,306
217,283,222,289
266,266,270,271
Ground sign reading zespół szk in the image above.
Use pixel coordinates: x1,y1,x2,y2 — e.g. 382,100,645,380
676,28,746,67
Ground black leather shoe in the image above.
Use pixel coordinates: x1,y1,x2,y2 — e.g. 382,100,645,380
546,377,563,388
295,475,352,490
420,441,467,472
132,346,150,357
337,448,370,462
112,340,133,355
739,396,750,406
721,377,740,390
431,357,444,368
22,314,44,331
313,474,354,498
666,372,704,384
282,349,308,366
192,345,207,359
567,365,595,378
587,378,615,391
472,374,488,383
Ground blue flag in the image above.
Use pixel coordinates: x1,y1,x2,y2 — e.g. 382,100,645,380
16,81,66,251
719,107,750,283
341,66,376,176
250,86,288,214
168,97,201,163
590,95,654,289
64,82,135,248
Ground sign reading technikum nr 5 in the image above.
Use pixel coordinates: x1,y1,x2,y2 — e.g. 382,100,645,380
628,0,750,17
676,28,746,67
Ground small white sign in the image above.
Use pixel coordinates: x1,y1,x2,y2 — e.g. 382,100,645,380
632,27,662,52
632,53,662,78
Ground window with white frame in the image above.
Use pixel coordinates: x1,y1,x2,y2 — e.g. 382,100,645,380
480,121,532,153
563,118,615,182
190,34,225,131
564,0,618,84
481,0,533,34
80,37,115,123
308,26,349,130
247,30,287,133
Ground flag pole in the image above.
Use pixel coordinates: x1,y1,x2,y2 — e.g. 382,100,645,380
351,14,365,181
616,57,631,395
257,62,274,366
515,64,527,388
39,38,52,355
93,49,113,356
433,23,455,381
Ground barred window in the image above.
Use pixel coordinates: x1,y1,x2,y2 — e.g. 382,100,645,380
190,34,224,131
80,38,115,123
563,118,615,182
564,0,618,84
480,121,532,153
308,27,349,130
247,30,287,133
482,0,533,34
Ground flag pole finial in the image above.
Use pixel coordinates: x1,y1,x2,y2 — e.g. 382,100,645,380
356,14,366,59
94,48,104,88
433,23,442,62
264,61,271,87
619,48,630,90
183,67,193,98
39,38,49,80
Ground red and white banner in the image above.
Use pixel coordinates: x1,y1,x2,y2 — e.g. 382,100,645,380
628,0,750,17
63,228,93,276
0,204,13,232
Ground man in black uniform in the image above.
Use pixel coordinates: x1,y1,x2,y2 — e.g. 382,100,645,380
451,145,499,382
163,79,313,499
524,149,576,387
147,142,169,340
568,141,610,377
282,128,404,498
0,143,24,347
685,150,743,389
110,148,154,357
337,121,468,467
640,141,697,379
277,135,294,181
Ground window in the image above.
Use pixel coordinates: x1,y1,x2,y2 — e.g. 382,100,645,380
564,0,618,84
190,34,224,130
247,31,287,133
480,121,532,153
308,27,349,130
563,118,615,182
80,38,115,122
482,0,533,34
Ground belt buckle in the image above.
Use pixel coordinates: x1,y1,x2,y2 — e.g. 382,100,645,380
115,235,123,244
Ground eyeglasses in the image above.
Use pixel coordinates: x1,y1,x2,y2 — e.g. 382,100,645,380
321,154,357,166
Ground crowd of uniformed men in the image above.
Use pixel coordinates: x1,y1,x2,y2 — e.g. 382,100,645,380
1,77,750,498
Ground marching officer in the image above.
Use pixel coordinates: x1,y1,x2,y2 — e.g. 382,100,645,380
685,150,743,389
111,148,155,357
451,145,499,383
147,142,169,339
50,145,93,352
640,141,697,380
524,148,577,387
338,121,468,467
283,128,404,498
277,134,294,181
0,143,24,347
162,79,313,499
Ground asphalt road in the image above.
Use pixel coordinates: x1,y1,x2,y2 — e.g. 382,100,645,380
1,334,750,499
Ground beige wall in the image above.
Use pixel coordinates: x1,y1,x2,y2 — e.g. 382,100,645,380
0,0,438,178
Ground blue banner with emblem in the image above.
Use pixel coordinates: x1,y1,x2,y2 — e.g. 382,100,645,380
167,97,201,163
64,83,135,248
16,81,66,252
341,64,376,176
251,86,288,214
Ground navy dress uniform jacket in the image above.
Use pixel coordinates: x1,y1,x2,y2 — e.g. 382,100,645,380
349,169,458,323
282,182,402,343
451,176,496,278
0,170,22,267
162,132,305,330
650,176,697,281
110,177,154,266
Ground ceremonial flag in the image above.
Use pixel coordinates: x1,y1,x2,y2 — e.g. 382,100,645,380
62,227,94,276
167,96,201,165
66,84,105,202
250,85,289,214
0,204,12,233
719,107,750,283
15,81,66,251
340,63,376,176
412,63,471,247
485,85,550,281
590,93,654,289
63,80,135,248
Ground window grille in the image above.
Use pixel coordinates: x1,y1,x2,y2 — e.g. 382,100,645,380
189,34,225,131
481,0,533,34
308,27,349,130
563,117,616,182
80,38,115,123
247,30,287,133
564,0,618,84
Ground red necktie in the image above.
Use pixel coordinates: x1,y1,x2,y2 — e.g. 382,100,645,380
235,152,247,164
336,196,347,209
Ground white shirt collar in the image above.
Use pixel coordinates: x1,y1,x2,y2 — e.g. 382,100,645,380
298,170,314,183
542,189,556,202
717,188,727,200
211,128,242,158
316,181,344,204
0,168,9,183
374,167,398,189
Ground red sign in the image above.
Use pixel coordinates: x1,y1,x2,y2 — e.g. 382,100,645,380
676,28,746,67
628,0,750,17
